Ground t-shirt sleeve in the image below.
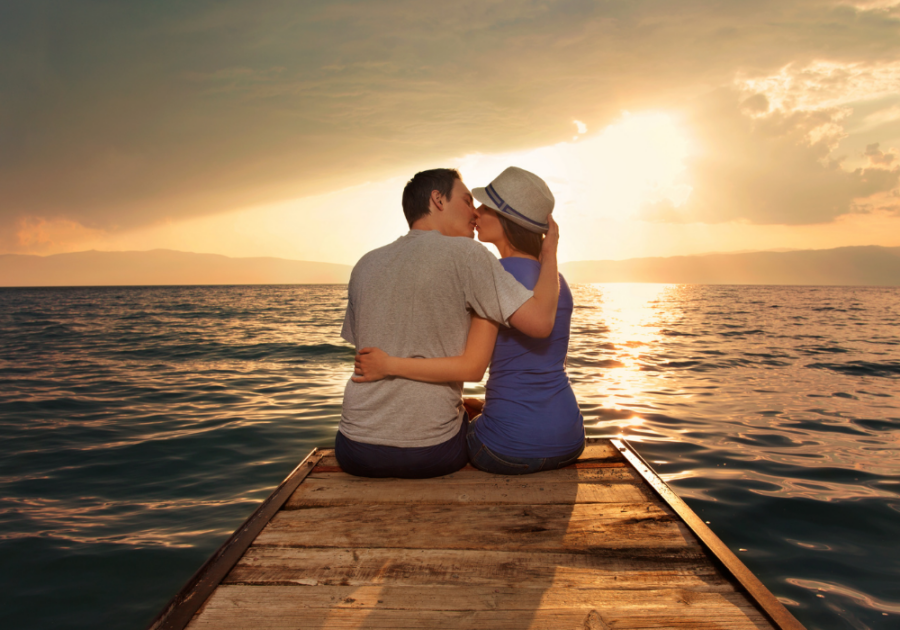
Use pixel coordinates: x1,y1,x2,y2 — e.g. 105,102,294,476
464,245,533,326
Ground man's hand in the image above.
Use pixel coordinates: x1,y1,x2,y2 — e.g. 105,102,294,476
463,397,484,418
352,347,392,382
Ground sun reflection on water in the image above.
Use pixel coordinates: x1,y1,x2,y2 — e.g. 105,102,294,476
568,283,688,442
563,282,900,504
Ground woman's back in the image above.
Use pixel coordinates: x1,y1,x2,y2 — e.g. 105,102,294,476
475,257,584,458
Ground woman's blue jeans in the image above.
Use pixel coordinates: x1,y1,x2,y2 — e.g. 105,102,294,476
466,416,585,475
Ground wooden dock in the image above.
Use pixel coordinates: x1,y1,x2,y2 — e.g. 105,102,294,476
148,438,805,630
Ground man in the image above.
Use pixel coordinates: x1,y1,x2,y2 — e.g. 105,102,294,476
336,168,558,478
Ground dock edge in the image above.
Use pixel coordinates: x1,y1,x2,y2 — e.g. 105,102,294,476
145,447,325,630
610,438,807,630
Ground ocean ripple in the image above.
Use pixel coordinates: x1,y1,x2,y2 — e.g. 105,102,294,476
1,283,899,630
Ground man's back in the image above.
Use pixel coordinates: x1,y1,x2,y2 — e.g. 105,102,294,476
340,230,531,448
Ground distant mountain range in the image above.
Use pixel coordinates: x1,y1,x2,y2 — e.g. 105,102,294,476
0,250,352,286
560,246,900,286
1,245,898,287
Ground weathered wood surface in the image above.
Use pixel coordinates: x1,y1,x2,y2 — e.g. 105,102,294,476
189,585,772,629
287,475,653,507
182,439,793,630
226,547,737,591
310,465,640,482
257,503,695,552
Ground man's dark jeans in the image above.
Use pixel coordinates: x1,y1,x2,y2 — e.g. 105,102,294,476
334,415,468,478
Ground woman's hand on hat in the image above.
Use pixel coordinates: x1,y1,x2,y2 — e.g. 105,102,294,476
352,347,391,382
541,214,559,262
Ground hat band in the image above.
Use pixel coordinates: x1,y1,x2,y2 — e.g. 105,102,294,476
485,184,549,230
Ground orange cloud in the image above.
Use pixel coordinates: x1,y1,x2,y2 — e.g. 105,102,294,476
6,217,107,255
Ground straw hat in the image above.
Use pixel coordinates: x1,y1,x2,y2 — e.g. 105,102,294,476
471,167,555,234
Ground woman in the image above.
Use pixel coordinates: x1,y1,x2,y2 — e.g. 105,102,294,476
353,167,585,474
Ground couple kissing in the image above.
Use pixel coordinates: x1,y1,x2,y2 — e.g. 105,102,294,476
337,166,585,478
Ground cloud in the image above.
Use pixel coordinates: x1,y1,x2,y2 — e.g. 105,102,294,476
0,217,107,255
3,0,900,249
865,142,897,165
840,0,900,11
737,60,900,112
642,89,900,225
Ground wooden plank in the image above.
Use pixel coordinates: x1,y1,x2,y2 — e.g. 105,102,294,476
146,449,324,630
309,466,642,483
580,441,626,461
314,462,626,473
253,503,697,552
195,583,767,612
225,547,739,592
187,585,772,629
612,439,805,630
318,442,620,461
189,607,772,630
190,608,771,630
286,475,653,507
314,442,623,472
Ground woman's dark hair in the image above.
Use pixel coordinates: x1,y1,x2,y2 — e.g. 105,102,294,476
497,213,544,258
402,168,460,227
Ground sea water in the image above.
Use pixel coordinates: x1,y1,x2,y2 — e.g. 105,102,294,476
0,284,897,630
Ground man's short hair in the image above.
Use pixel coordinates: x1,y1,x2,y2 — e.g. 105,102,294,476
402,168,461,228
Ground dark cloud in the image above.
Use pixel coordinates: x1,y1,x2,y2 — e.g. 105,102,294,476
2,0,900,244
865,142,896,165
741,93,771,114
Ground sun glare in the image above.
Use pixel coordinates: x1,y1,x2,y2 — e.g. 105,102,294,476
454,112,692,222
84,112,695,264
452,112,693,262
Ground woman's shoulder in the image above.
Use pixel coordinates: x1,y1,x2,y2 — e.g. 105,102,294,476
499,258,572,298
500,257,541,288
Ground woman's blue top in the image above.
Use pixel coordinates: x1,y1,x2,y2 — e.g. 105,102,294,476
473,257,585,458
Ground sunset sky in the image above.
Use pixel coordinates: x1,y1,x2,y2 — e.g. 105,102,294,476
3,0,900,264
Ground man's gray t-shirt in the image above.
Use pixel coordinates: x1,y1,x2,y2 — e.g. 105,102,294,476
340,230,533,448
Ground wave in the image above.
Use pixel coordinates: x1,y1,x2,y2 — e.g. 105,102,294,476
719,329,765,337
660,328,699,337
113,341,354,363
799,345,850,355
806,361,900,378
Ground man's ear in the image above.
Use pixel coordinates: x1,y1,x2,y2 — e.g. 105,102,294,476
429,189,444,212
